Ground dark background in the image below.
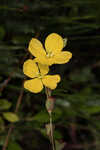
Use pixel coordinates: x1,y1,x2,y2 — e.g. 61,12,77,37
0,0,100,150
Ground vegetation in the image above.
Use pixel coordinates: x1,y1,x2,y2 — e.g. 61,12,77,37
0,0,100,150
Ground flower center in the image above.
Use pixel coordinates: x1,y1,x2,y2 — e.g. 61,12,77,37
38,75,42,79
37,73,42,79
46,51,54,58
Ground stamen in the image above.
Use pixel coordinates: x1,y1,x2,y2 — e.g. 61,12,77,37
38,76,42,79
37,73,42,79
46,51,54,58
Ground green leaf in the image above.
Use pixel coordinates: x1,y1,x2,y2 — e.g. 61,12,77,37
3,112,19,122
7,142,22,150
0,99,12,110
33,110,49,123
33,108,62,123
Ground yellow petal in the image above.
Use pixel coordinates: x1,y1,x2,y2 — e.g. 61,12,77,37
54,51,72,64
38,63,49,75
28,38,46,58
24,78,43,93
45,33,64,53
23,59,39,78
42,75,61,90
35,57,54,66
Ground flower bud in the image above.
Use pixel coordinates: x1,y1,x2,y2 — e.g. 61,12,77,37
45,96,55,114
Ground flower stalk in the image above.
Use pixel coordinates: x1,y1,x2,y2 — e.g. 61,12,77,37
45,88,56,150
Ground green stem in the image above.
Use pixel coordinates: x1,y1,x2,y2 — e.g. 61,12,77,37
45,87,56,150
49,112,56,150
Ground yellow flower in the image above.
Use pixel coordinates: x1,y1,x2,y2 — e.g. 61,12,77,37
28,33,72,66
23,59,61,93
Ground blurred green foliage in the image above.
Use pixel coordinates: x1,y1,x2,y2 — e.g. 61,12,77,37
0,0,100,150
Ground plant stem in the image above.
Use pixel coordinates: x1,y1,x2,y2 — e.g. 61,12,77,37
49,112,56,150
45,87,56,150
2,87,24,150
2,125,14,150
